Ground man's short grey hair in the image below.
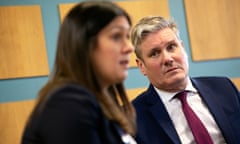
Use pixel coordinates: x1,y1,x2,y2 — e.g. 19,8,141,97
131,16,180,60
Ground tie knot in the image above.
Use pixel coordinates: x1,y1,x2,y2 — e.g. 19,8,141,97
175,90,187,102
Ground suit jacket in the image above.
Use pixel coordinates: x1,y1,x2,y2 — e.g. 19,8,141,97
132,77,240,144
22,83,127,144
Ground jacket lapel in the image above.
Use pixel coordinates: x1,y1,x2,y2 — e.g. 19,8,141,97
146,85,181,144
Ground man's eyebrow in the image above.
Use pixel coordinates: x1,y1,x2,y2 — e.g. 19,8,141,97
158,39,176,49
166,39,176,45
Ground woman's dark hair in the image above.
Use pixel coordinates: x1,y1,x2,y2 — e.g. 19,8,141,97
31,1,136,135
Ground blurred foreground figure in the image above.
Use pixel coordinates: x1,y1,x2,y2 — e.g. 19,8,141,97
22,1,137,144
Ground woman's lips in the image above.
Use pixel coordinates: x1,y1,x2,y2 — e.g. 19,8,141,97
120,60,129,68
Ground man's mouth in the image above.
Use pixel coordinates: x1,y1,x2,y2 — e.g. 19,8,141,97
166,67,179,73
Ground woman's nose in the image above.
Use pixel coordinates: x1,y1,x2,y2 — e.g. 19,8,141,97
123,40,134,53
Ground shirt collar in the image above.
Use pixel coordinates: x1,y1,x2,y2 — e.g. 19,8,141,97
154,77,198,103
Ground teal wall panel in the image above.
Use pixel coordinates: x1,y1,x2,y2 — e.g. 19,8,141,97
0,0,239,103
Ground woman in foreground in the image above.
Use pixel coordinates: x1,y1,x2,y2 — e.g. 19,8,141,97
21,1,136,144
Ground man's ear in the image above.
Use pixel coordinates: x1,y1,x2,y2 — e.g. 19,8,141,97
136,58,146,76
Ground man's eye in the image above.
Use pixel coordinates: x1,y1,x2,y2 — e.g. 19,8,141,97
150,51,160,58
167,44,177,51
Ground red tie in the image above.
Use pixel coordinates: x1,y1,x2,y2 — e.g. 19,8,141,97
176,91,213,144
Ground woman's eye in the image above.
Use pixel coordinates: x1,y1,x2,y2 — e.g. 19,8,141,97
112,34,122,41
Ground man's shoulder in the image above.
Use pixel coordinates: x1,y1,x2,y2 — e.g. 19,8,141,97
132,90,148,104
191,76,238,92
132,84,158,107
191,76,229,81
191,76,231,85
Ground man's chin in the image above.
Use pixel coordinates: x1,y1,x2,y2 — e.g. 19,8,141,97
167,75,186,85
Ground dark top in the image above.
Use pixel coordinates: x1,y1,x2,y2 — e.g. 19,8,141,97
133,76,240,144
22,83,125,144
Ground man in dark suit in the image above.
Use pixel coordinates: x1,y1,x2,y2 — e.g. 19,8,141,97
130,16,240,144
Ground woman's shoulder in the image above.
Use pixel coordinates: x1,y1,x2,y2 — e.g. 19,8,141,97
22,83,103,143
42,82,101,114
49,83,97,102
36,82,103,124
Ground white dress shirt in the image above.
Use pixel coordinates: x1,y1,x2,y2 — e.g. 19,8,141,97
154,78,226,144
